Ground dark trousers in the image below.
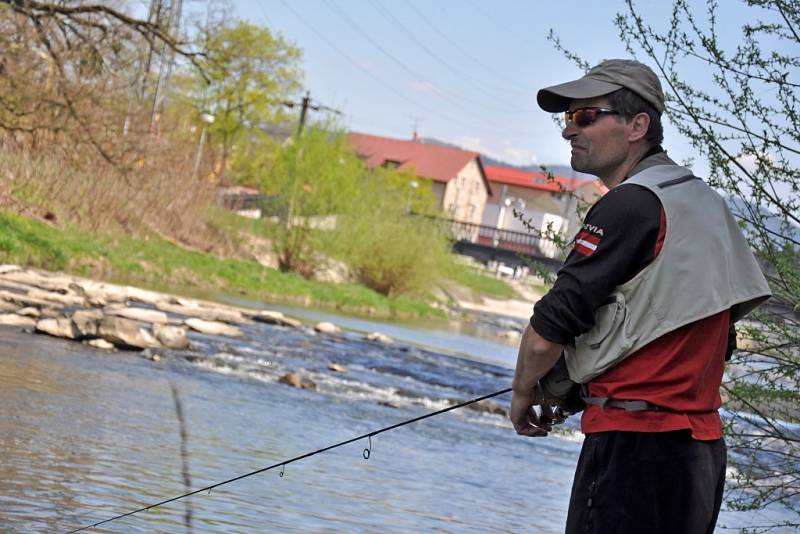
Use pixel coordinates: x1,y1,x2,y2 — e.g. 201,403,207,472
566,430,726,534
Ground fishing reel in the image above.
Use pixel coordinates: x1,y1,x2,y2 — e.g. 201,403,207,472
536,354,586,426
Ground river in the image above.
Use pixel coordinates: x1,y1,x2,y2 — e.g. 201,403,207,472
0,298,794,533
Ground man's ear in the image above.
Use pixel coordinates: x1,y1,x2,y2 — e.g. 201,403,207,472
628,112,650,143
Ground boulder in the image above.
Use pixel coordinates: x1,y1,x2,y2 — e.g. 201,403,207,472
0,289,59,309
124,286,165,306
139,328,161,348
105,306,169,325
36,317,79,340
0,265,21,275
77,281,130,304
72,309,104,337
156,301,247,324
86,338,115,351
0,300,19,313
366,332,393,344
252,310,302,328
39,307,61,318
314,321,341,334
17,307,40,318
497,329,521,341
1,270,75,293
0,314,36,328
465,400,507,416
327,362,348,373
153,324,190,350
278,372,317,390
27,288,85,307
184,318,243,337
97,316,153,350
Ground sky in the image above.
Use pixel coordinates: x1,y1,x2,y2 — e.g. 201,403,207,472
217,0,774,175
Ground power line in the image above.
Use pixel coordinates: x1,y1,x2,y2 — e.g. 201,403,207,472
66,387,512,533
403,0,532,95
272,0,477,132
368,0,534,112
271,1,541,139
328,0,529,116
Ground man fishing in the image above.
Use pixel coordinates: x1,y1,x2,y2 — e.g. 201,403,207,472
509,59,771,533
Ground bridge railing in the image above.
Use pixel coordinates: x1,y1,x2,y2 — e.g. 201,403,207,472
430,216,548,257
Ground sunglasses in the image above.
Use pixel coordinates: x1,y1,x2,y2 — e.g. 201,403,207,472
564,107,619,127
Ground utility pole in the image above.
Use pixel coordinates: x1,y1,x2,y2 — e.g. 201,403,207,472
282,91,341,135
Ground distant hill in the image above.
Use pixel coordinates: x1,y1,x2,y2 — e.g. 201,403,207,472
418,137,594,179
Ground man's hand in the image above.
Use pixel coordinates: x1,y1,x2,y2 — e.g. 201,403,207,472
509,389,554,437
510,324,563,437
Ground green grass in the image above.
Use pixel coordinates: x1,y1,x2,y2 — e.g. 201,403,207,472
0,210,441,319
447,262,518,299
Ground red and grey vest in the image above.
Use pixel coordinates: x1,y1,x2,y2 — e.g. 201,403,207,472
564,164,771,384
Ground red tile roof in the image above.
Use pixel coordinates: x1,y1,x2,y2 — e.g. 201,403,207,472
348,132,492,195
485,165,590,193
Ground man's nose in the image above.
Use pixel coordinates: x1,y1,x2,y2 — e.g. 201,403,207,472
562,122,578,140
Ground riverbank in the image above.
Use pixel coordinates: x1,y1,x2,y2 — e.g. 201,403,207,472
0,264,528,366
0,210,534,323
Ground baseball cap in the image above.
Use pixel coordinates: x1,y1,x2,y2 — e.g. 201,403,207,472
537,59,665,114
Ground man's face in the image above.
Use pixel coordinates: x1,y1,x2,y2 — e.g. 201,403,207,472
561,96,631,179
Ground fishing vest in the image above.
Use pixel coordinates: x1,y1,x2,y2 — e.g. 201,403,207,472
564,164,772,384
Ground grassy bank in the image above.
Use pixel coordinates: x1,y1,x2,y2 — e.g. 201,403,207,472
0,210,446,319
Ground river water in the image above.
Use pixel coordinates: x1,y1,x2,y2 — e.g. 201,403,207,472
0,299,794,533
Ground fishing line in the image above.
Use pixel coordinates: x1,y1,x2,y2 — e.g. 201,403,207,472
67,387,512,533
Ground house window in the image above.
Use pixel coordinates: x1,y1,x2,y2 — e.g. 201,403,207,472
382,159,402,169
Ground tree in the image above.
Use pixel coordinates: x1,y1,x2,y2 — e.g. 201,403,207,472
555,1,799,530
177,19,302,181
0,0,203,163
250,125,364,278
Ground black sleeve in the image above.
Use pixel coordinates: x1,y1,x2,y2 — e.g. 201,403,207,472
531,184,663,345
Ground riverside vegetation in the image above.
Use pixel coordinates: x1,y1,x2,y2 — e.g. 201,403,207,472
0,7,517,320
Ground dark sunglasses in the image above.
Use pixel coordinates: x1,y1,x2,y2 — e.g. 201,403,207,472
564,107,619,127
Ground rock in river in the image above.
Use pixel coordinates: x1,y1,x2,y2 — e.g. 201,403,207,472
86,338,115,351
153,324,190,350
327,362,348,373
98,316,156,350
278,372,317,390
184,318,243,338
36,317,79,340
314,321,341,334
105,306,169,325
72,309,104,337
0,313,36,329
366,332,393,344
252,310,302,328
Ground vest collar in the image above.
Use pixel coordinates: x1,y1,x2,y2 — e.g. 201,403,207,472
626,146,676,180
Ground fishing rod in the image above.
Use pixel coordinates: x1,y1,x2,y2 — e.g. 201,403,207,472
67,387,513,533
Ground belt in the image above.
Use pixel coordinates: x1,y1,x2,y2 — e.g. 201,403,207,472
582,396,663,412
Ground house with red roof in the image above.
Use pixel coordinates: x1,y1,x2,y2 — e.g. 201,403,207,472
481,165,606,257
348,132,492,226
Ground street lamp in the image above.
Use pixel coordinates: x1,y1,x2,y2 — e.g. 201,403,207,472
193,112,215,180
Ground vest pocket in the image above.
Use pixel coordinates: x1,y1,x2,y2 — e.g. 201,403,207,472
567,292,640,383
582,292,626,349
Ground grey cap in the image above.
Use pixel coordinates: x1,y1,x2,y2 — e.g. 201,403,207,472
537,59,665,114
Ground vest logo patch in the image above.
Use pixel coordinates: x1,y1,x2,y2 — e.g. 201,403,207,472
574,230,601,256
583,223,604,236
